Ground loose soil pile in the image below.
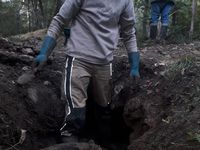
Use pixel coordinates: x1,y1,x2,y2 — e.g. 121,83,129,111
1,33,200,150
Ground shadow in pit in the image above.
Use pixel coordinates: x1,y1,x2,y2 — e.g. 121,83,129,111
85,81,149,150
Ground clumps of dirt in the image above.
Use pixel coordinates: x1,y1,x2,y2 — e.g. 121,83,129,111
0,36,66,150
11,29,47,41
1,34,200,150
0,36,111,150
124,43,200,150
127,64,200,150
41,142,102,150
0,37,13,48
0,108,20,147
0,51,28,148
0,64,24,148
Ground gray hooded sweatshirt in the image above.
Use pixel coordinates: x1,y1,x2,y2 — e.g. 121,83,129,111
47,0,138,64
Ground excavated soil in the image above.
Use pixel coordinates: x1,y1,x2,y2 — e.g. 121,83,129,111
1,33,200,150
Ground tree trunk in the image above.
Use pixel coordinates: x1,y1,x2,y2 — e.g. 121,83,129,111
38,0,45,27
27,0,31,32
189,0,197,38
142,0,150,39
31,0,40,29
172,5,177,26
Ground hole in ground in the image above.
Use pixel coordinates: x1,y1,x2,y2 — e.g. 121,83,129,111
83,82,150,150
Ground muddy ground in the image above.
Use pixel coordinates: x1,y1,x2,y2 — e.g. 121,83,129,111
1,32,200,150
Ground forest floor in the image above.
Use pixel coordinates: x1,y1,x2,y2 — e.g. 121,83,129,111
1,31,200,150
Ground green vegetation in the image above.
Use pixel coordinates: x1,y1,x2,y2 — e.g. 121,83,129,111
0,0,200,43
0,0,55,36
134,0,200,44
188,132,200,143
165,55,196,81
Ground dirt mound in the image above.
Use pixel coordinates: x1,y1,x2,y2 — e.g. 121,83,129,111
41,142,102,150
11,29,47,41
0,37,65,149
1,35,200,150
127,63,200,150
0,36,127,150
124,43,200,150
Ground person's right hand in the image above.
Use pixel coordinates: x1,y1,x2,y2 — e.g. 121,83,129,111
32,35,57,72
32,54,47,73
128,51,140,78
35,54,47,63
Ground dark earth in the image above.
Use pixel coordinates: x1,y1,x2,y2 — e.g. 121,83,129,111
1,31,200,150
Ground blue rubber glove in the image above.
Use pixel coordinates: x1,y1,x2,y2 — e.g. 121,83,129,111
35,36,56,63
33,36,56,71
64,28,70,46
128,51,140,77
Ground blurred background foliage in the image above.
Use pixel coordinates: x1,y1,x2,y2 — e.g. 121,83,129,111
134,0,200,44
0,0,55,36
0,0,199,44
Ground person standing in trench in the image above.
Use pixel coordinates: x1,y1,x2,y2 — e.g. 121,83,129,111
33,0,140,142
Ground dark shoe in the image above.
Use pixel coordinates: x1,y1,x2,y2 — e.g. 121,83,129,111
60,107,86,143
60,124,91,143
60,122,79,143
94,104,112,143
60,121,78,136
60,107,86,135
150,25,158,40
61,134,79,143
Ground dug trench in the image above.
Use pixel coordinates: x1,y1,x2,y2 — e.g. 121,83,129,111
0,36,147,150
1,35,200,150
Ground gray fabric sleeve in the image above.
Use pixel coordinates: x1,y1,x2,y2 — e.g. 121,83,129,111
47,0,82,39
120,0,138,53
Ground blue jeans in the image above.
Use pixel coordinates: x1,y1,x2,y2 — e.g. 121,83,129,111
151,2,174,26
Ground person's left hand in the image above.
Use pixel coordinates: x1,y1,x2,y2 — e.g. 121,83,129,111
130,67,140,78
128,51,140,78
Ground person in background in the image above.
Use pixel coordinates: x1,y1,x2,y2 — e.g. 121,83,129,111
33,0,140,142
150,0,175,41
